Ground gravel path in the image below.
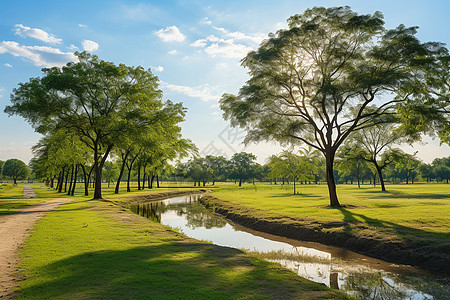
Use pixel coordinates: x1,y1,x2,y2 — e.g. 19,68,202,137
0,197,70,299
22,187,38,199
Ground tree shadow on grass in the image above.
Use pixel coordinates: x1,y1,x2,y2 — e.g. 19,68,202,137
17,242,340,300
335,207,449,243
268,193,319,198
0,205,89,217
362,190,450,200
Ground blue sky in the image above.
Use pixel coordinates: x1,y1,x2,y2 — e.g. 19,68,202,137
1,0,449,164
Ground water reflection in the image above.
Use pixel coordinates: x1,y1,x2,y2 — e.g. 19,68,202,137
130,195,449,300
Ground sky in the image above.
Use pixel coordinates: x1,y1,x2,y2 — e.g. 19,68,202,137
0,0,449,164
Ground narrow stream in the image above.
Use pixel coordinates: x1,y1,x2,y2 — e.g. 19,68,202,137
130,194,449,299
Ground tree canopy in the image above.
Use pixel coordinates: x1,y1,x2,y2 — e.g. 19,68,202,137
5,52,189,199
220,6,448,206
2,159,29,184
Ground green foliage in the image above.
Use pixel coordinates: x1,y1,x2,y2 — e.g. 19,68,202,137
6,52,191,199
2,159,29,184
432,157,450,182
220,6,448,206
230,152,257,186
0,160,4,180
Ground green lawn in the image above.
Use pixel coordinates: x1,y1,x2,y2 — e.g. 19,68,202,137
0,184,45,215
211,183,450,248
3,183,349,299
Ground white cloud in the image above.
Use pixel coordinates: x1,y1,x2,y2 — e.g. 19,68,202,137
81,40,99,52
168,50,177,55
202,17,212,25
195,36,253,59
68,44,79,51
161,81,221,102
0,87,4,98
191,39,207,47
191,20,264,59
4,63,12,67
213,26,265,44
78,24,88,28
152,66,164,72
155,26,186,42
14,24,62,44
0,41,77,67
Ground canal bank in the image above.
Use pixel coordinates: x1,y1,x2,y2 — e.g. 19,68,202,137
130,194,449,299
199,195,450,275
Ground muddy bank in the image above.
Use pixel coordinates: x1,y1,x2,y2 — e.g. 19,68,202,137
199,195,450,275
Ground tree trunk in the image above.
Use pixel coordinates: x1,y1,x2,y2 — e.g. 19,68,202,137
142,172,146,190
115,151,129,194
150,175,155,189
156,175,160,188
125,154,138,193
137,165,141,190
67,165,74,195
64,168,69,193
126,168,132,192
293,179,296,194
239,178,242,186
57,170,63,192
71,165,78,196
374,163,386,192
325,152,340,207
93,144,113,200
80,165,89,196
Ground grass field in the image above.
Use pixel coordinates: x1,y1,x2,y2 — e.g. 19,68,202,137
0,184,44,216
211,183,450,251
1,183,349,299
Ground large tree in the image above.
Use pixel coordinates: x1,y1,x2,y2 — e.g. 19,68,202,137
3,159,29,184
5,52,165,199
230,152,257,186
350,123,404,191
220,6,447,206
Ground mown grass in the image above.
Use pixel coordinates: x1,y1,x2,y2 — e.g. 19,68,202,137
0,184,45,215
6,183,350,299
211,183,450,246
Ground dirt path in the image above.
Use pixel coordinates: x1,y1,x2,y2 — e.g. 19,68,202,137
0,198,71,299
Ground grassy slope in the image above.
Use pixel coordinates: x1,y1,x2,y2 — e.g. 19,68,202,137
212,183,450,252
7,184,349,299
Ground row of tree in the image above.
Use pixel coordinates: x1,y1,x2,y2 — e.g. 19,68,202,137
170,152,449,193
6,52,195,198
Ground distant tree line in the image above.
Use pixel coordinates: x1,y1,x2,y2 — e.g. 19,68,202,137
166,152,450,195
